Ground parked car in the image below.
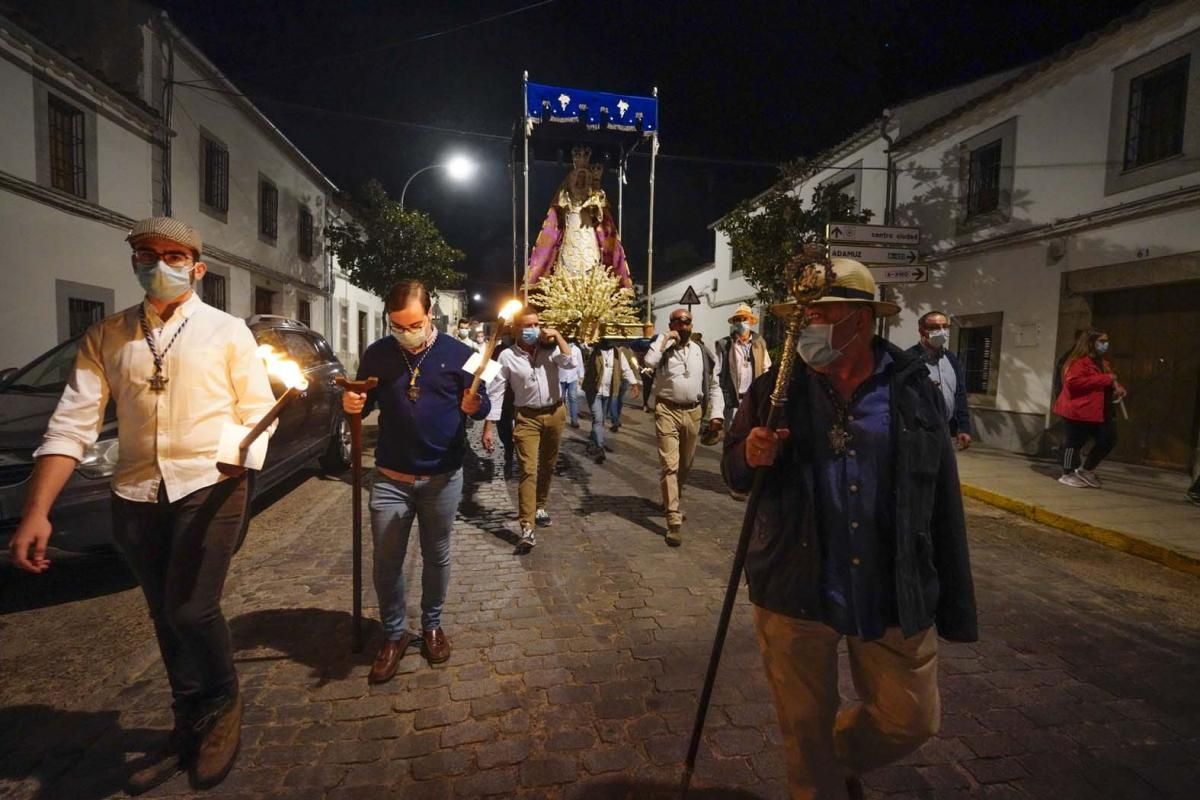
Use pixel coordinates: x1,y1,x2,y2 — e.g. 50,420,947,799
0,314,349,553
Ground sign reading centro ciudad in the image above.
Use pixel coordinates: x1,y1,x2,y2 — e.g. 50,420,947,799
825,222,927,285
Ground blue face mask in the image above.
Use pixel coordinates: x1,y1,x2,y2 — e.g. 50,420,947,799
1095,341,1109,355
137,261,194,301
521,327,540,345
732,321,750,335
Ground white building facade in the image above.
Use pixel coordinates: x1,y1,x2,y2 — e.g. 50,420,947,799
892,0,1200,472
0,4,386,370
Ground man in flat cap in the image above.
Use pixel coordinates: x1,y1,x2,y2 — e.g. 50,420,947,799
722,258,977,799
9,217,277,793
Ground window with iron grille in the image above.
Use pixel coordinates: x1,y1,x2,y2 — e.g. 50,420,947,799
48,95,86,198
202,272,227,311
298,205,315,259
202,136,229,213
959,326,994,395
67,297,104,337
966,140,1002,217
259,179,278,240
1124,55,1189,169
297,298,311,328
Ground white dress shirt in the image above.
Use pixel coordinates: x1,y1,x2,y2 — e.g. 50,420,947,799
486,343,575,420
643,335,724,420
558,343,583,384
35,293,277,503
598,348,638,396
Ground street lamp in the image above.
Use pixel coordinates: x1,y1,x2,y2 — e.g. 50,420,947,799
400,155,478,209
472,293,483,302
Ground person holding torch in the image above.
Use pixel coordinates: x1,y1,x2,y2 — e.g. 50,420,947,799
721,259,977,799
8,218,277,793
342,281,491,685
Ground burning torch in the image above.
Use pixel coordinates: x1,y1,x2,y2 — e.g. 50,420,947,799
465,299,523,394
217,345,309,470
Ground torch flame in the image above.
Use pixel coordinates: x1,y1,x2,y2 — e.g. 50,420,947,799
256,344,309,391
498,299,523,323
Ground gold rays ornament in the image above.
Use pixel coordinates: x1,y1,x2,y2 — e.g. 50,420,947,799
527,266,640,345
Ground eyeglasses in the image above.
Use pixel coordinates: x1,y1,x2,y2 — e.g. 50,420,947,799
388,321,425,334
669,317,692,325
133,249,193,268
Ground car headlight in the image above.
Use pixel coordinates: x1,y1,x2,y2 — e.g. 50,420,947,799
77,438,120,479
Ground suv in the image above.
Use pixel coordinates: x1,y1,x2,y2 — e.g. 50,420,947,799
0,315,349,553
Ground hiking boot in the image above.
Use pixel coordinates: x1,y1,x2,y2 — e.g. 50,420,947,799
1075,468,1101,488
665,525,682,547
190,692,242,790
1058,473,1089,488
126,719,191,795
535,508,552,527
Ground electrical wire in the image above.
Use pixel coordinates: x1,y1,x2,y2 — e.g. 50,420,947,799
170,0,558,88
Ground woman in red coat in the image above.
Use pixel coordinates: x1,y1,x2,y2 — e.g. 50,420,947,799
1052,329,1126,487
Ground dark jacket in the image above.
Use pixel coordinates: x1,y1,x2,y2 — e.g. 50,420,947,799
906,343,971,436
722,339,978,642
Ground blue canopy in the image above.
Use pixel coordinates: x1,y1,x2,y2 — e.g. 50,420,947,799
526,82,657,135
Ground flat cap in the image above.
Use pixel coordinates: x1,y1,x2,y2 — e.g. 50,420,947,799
126,217,202,256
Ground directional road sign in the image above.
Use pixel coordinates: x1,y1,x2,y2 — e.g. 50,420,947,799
829,244,919,265
826,223,920,247
869,266,927,285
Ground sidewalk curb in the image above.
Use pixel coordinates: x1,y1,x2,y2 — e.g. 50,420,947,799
961,483,1200,578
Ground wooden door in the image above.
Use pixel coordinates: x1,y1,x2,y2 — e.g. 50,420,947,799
1092,282,1200,471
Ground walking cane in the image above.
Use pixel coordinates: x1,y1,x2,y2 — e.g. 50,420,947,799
336,375,378,653
681,249,833,796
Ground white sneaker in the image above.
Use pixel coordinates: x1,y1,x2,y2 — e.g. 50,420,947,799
535,508,552,527
1058,473,1089,488
518,526,537,549
1075,468,1101,488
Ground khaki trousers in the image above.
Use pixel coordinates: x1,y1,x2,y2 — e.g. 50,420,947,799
654,402,701,528
512,404,566,528
753,606,940,800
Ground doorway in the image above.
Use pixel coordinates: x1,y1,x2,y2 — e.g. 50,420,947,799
1091,282,1200,471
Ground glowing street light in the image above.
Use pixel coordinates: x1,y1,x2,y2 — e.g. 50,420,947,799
400,155,479,208
472,293,483,302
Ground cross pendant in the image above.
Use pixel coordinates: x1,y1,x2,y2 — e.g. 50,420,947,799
828,425,851,455
148,372,168,392
407,384,421,402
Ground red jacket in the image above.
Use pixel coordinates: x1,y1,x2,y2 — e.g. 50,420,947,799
1053,356,1114,423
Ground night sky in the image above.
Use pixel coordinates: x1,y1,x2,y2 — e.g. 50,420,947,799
154,0,1146,307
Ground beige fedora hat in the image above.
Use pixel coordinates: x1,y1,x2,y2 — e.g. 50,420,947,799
807,257,900,317
727,304,759,325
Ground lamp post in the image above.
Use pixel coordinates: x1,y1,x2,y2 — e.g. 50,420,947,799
399,155,478,209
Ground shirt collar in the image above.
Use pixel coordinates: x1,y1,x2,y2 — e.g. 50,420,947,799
142,291,201,327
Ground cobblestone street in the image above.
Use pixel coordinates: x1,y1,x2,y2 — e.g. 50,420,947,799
2,409,1198,799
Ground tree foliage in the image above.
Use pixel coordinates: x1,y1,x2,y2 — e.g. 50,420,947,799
326,179,465,299
715,160,874,303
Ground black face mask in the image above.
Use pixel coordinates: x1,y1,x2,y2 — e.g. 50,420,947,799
677,329,692,343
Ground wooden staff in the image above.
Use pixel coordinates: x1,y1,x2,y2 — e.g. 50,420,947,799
335,375,378,653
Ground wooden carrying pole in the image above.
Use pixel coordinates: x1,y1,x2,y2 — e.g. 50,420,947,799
335,375,379,653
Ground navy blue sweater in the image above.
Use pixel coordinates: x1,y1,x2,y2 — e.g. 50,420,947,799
357,333,490,475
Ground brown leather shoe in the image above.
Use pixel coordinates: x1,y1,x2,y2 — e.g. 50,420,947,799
422,628,451,664
368,633,415,684
845,776,865,800
190,692,242,790
665,525,682,547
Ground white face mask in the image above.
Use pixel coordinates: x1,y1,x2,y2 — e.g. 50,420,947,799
927,329,950,348
796,313,860,368
137,260,195,301
391,320,428,351
457,328,470,339
732,321,750,335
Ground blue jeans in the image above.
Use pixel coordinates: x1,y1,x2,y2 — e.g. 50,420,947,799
369,468,463,639
561,380,579,425
608,382,628,428
588,392,609,449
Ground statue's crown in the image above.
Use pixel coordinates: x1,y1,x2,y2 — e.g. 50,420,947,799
571,145,592,170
